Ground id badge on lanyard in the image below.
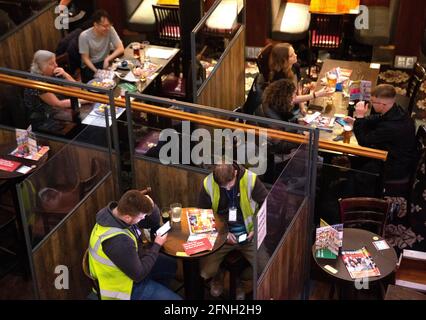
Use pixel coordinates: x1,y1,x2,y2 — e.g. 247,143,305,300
229,207,237,222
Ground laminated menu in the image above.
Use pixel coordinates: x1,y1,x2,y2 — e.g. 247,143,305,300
182,237,213,256
342,247,381,279
187,208,216,235
0,158,22,172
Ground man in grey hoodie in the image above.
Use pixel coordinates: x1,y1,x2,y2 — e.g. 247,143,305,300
88,189,181,300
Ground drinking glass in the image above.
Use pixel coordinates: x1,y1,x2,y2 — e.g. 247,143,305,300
170,203,182,223
326,72,337,88
142,41,150,63
342,125,353,144
161,207,170,224
132,42,141,59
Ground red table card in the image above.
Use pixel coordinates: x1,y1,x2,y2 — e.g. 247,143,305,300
0,158,22,172
182,238,213,256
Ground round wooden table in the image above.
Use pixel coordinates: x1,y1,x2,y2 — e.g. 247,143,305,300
162,208,228,299
313,228,398,283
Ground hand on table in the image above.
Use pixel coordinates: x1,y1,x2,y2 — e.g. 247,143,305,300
226,232,237,245
103,57,111,70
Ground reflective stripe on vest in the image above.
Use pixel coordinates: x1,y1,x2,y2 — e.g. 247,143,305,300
88,225,137,300
203,169,258,233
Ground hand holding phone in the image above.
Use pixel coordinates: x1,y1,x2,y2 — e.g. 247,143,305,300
335,117,348,127
155,221,171,237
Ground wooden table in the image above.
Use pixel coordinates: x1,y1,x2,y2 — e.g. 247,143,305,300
120,43,180,94
80,44,180,124
313,228,398,298
385,284,426,300
162,208,228,299
311,59,381,147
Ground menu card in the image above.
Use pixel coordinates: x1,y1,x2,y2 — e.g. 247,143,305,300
0,158,22,172
182,237,213,256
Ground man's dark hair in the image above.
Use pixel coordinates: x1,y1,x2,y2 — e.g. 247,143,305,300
371,84,396,99
91,9,111,24
117,190,153,217
213,163,235,186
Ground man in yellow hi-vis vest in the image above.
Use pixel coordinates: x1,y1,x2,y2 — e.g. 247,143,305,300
198,162,268,300
88,190,181,300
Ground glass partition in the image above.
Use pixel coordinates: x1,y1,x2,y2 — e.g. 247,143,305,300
16,126,112,249
315,159,382,225
191,0,245,100
124,93,315,187
255,143,312,279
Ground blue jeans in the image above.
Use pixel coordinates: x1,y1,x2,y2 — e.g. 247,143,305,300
131,254,182,300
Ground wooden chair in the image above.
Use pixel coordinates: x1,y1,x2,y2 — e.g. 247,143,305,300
38,158,101,234
152,4,181,47
395,62,426,116
82,249,101,300
338,197,391,237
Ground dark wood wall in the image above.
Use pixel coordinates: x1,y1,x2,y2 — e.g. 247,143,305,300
134,158,207,209
32,174,114,299
0,3,62,71
197,27,246,110
256,200,310,299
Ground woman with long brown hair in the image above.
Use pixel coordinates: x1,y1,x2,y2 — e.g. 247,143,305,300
268,43,333,107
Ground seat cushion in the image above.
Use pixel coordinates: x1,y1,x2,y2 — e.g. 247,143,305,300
354,6,391,46
160,25,180,39
272,3,311,42
311,30,341,48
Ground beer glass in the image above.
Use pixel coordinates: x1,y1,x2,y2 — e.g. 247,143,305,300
132,42,141,59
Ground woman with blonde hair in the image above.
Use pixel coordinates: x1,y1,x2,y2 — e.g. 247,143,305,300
24,50,78,129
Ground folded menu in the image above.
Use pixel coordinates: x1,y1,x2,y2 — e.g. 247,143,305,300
182,238,213,256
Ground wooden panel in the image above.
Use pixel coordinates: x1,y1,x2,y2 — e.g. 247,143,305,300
33,175,114,299
134,158,207,209
256,200,310,299
246,0,269,47
394,1,426,56
197,28,246,111
0,127,15,144
0,4,62,71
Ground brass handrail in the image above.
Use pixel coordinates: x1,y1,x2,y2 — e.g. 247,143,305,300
0,73,388,160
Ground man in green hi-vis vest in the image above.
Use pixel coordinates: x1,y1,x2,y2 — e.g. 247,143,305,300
198,162,268,300
88,190,181,300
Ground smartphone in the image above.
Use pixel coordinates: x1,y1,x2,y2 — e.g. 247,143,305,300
155,221,171,236
335,117,348,127
238,233,247,243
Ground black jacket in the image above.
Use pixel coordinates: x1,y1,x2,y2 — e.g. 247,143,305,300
94,202,161,283
353,104,417,180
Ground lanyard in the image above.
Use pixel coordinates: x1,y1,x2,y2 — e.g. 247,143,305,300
225,186,237,208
